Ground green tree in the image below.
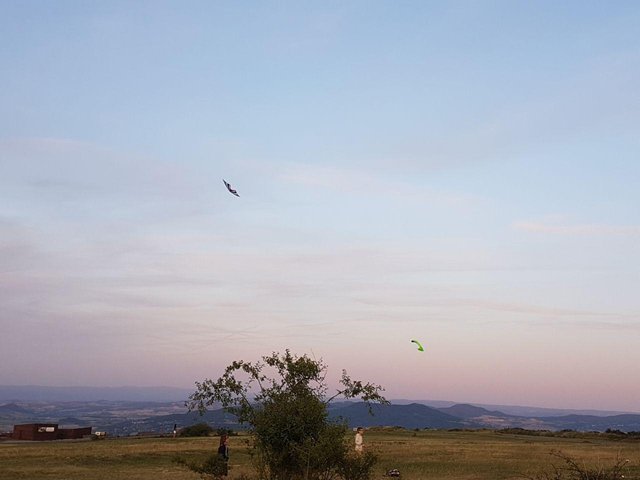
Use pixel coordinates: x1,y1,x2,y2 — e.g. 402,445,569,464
187,350,388,480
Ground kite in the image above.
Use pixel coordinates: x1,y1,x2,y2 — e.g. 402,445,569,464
223,179,240,197
411,339,424,352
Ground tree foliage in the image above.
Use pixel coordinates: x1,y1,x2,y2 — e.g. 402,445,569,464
187,350,387,480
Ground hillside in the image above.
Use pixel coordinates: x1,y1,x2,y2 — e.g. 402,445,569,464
540,414,640,432
0,403,33,414
438,403,509,419
329,402,474,429
3,399,640,435
103,408,243,436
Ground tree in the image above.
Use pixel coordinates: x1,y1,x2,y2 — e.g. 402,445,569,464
187,350,388,480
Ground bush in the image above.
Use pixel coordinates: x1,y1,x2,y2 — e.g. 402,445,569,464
180,422,214,437
337,451,378,480
174,454,228,479
524,451,630,480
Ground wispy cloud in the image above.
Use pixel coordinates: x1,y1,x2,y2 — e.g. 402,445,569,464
513,220,640,236
443,298,637,320
279,163,478,207
525,318,640,332
0,136,207,204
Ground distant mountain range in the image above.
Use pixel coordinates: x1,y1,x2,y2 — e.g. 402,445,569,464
330,403,467,429
2,386,635,416
2,385,639,435
327,403,640,433
4,400,640,436
97,402,640,434
438,403,509,419
389,399,636,418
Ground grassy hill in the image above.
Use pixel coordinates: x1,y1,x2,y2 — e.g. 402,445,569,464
1,429,638,480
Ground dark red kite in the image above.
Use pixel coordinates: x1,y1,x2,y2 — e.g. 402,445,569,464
223,179,240,197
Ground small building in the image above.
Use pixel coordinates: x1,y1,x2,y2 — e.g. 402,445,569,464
12,424,92,441
12,424,59,441
60,427,92,439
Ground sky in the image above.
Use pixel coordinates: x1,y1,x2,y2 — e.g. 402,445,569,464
1,1,639,412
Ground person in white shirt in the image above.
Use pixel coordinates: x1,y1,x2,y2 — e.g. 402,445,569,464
355,427,364,453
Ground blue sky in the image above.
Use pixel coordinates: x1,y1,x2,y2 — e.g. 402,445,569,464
1,1,639,411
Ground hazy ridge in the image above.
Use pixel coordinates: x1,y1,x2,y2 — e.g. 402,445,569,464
2,385,640,435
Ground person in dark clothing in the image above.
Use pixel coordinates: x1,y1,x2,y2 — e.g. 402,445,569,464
217,434,229,476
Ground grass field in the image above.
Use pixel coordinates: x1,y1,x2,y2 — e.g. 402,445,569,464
1,429,639,480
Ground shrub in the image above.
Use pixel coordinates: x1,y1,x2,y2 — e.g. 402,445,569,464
524,451,630,480
337,451,378,480
174,454,228,479
180,422,214,437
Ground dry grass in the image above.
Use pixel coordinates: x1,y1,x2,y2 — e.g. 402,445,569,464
367,429,640,479
0,429,638,479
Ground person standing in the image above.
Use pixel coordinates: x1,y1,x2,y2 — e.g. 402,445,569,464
173,424,177,438
217,434,229,476
355,427,364,454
